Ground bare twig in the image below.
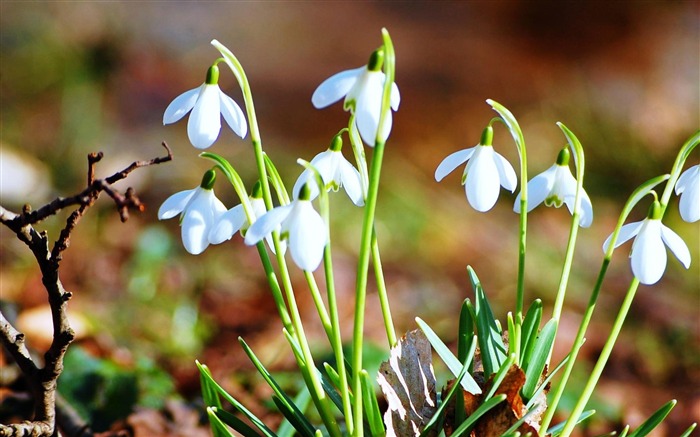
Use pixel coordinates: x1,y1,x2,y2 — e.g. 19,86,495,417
0,145,172,437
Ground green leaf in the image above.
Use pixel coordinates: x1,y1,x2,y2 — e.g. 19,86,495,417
361,369,385,437
196,361,278,437
619,426,631,437
207,407,239,437
522,319,558,400
457,299,475,364
197,361,222,409
420,347,473,437
547,410,595,436
680,423,697,437
277,388,312,437
468,266,507,376
450,394,507,437
502,403,542,437
484,354,516,401
525,353,569,410
264,153,290,205
210,407,261,437
486,99,525,152
415,317,481,394
628,399,676,437
239,338,316,437
519,299,543,370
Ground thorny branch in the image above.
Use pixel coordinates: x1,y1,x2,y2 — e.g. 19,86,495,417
0,144,172,437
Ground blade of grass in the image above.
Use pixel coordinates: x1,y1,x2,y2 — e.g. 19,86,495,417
211,407,263,437
522,319,557,400
450,394,507,437
628,400,676,437
468,266,507,376
546,410,595,436
277,388,312,437
519,299,543,370
360,369,385,437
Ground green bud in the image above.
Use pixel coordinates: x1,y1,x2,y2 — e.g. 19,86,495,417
556,147,570,166
205,65,220,85
367,48,384,72
251,181,263,199
200,169,216,190
647,200,662,220
299,183,312,201
480,126,494,146
330,134,343,152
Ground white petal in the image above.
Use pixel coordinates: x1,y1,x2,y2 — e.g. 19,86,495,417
179,190,222,255
209,204,247,244
158,189,196,219
219,91,248,139
435,148,475,182
576,190,594,228
244,204,293,246
311,67,363,109
674,164,699,195
293,168,316,200
660,224,691,269
602,220,644,253
188,84,222,149
630,220,666,285
675,165,700,223
390,82,400,111
514,165,556,213
163,86,201,124
465,147,500,212
338,158,365,206
492,150,517,192
287,201,328,271
354,72,385,146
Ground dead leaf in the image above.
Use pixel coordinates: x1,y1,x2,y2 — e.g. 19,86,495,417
377,329,438,437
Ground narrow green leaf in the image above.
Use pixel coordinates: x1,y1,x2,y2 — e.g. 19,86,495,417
207,407,239,437
507,312,518,358
361,370,385,437
197,361,222,409
468,266,507,376
522,319,558,400
484,354,516,401
451,394,507,437
415,317,481,394
323,362,342,391
502,403,541,437
525,353,569,410
212,407,262,437
239,338,316,437
196,361,278,437
264,153,290,205
458,299,475,364
680,423,697,437
547,410,595,436
277,388,312,437
519,299,543,370
420,348,473,437
486,99,525,151
628,399,676,437
619,424,631,437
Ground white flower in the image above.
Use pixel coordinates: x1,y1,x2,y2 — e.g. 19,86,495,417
435,127,517,212
513,149,593,227
244,190,328,271
163,65,247,149
158,171,227,255
312,50,400,146
208,194,286,254
674,164,699,223
293,144,364,207
603,203,691,285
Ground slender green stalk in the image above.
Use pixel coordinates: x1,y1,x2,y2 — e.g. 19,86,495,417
558,279,640,437
352,28,396,437
372,229,397,347
348,119,370,197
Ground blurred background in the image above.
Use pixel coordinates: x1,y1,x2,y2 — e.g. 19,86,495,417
1,2,698,436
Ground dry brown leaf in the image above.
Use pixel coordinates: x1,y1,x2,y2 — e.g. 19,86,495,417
377,329,438,437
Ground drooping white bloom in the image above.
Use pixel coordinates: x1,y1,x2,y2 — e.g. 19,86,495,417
514,148,593,227
603,202,691,285
163,65,247,149
244,186,328,271
674,164,699,223
435,127,517,212
312,49,400,146
293,138,364,206
158,170,227,255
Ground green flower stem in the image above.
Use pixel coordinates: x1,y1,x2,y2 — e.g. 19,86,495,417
659,131,699,209
372,229,397,347
352,28,395,437
348,118,370,198
303,272,332,336
558,278,639,437
213,40,340,437
256,244,293,331
319,189,354,434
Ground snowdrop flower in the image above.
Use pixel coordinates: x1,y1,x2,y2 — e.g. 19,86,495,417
312,49,400,146
514,148,593,227
244,184,328,271
293,135,364,206
158,169,227,255
435,126,517,212
603,201,691,285
208,183,286,254
674,164,699,223
163,65,247,149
